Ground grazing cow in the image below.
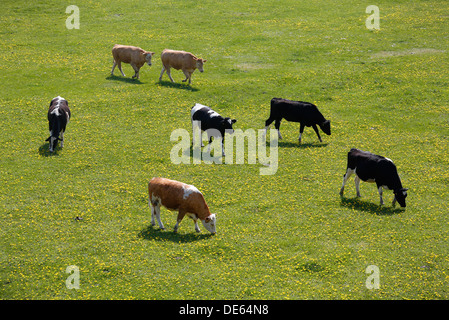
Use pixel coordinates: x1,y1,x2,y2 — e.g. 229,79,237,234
191,103,237,156
111,44,155,79
339,148,408,207
264,98,331,143
148,177,217,234
46,96,71,152
159,49,207,84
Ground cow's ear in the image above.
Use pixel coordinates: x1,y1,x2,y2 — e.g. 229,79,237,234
45,137,50,141
202,59,207,63
150,52,155,56
231,119,237,124
205,217,211,223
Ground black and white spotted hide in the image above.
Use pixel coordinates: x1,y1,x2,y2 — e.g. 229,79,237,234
46,96,71,152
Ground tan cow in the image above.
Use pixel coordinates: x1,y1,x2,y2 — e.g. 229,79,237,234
111,44,155,80
159,49,207,84
148,177,216,234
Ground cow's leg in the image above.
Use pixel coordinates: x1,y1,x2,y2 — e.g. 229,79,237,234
131,64,139,79
312,124,322,142
111,60,117,76
339,168,354,196
149,200,156,227
191,120,197,146
117,61,125,77
48,131,54,152
298,123,305,143
182,70,190,83
392,196,397,207
193,218,200,233
206,135,213,154
59,131,64,148
192,120,204,147
159,66,166,81
263,116,276,140
183,71,192,84
174,210,187,233
166,67,174,82
49,134,59,152
185,213,201,233
154,204,165,230
274,119,282,140
354,175,362,197
378,186,384,206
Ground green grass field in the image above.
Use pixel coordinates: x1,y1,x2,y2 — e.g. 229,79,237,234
1,0,448,300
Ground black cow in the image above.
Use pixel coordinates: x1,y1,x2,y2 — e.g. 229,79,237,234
339,148,408,207
264,98,331,143
191,103,236,156
46,96,71,152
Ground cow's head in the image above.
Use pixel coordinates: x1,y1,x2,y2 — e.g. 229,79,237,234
394,188,408,208
201,214,216,234
320,120,331,135
196,58,207,72
223,117,237,134
45,135,61,152
144,51,155,66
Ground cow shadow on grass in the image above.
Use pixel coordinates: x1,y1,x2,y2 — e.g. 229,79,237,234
277,141,329,148
187,146,222,163
38,143,60,157
156,80,200,92
106,75,144,84
138,225,214,243
340,196,404,216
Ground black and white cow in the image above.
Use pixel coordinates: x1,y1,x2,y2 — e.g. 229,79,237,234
46,96,71,152
191,103,236,156
339,148,408,207
264,98,331,143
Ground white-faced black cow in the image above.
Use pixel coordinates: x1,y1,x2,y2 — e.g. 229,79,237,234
264,98,331,143
191,103,236,156
46,96,71,152
339,148,408,207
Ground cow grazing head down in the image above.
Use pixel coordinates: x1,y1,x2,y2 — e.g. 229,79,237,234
223,117,237,134
45,134,61,152
201,214,216,233
320,120,331,136
196,58,207,72
394,188,408,208
46,96,70,152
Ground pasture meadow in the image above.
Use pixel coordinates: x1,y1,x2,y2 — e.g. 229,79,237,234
1,0,448,300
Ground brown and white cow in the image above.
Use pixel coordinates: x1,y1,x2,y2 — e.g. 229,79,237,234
148,177,216,234
111,44,155,80
159,49,207,84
